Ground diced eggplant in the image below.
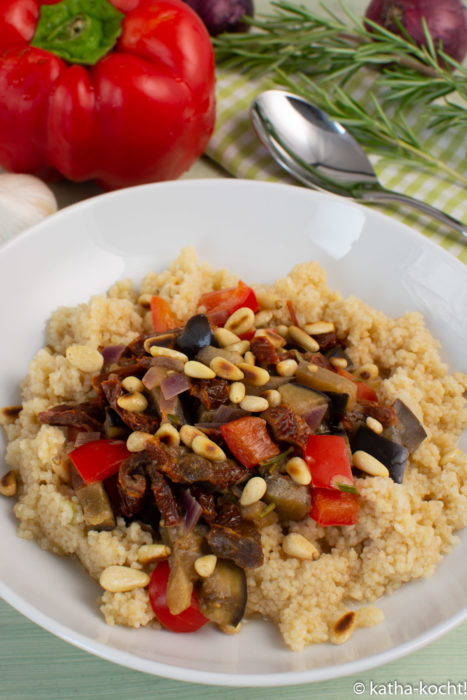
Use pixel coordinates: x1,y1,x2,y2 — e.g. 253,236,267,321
392,399,427,453
176,314,214,359
148,385,185,425
326,391,350,428
296,362,357,409
351,426,409,484
197,558,247,628
278,382,329,430
263,473,311,521
196,345,244,368
75,481,115,530
241,375,290,396
103,407,128,439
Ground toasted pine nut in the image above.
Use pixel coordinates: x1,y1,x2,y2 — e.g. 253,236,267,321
137,293,153,308
255,290,282,310
194,554,217,578
226,340,250,355
276,359,298,377
121,376,145,393
286,457,311,485
356,363,379,380
149,346,188,363
219,622,242,635
366,416,383,434
330,357,348,369
262,389,282,407
51,455,70,482
117,391,148,413
224,307,255,336
184,360,216,379
126,431,153,452
282,533,319,560
210,356,244,381
303,321,335,335
288,326,320,353
353,450,389,477
254,328,286,347
0,406,21,425
254,310,273,327
240,476,267,506
229,381,246,404
66,345,104,373
192,434,226,462
0,470,17,497
155,423,180,447
243,351,256,365
137,544,171,563
237,363,270,387
213,327,241,347
275,325,289,338
240,395,269,413
330,611,357,645
99,566,150,593
179,425,204,448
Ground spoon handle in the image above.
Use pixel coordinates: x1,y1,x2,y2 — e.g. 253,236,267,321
361,190,467,239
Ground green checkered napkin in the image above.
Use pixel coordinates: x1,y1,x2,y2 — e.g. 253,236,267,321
206,68,467,264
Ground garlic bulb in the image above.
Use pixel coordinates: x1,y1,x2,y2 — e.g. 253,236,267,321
0,173,58,245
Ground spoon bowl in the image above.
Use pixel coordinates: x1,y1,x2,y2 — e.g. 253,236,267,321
250,90,466,238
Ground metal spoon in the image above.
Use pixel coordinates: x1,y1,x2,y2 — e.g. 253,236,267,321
250,89,467,239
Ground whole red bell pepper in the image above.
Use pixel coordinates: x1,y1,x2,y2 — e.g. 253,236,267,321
0,0,216,189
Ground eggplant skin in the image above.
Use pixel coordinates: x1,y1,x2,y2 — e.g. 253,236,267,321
176,314,214,358
351,427,409,484
197,559,247,627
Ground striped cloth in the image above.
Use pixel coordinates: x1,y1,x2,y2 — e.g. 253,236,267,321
206,69,467,264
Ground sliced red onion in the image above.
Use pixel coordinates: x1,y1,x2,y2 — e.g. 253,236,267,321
302,404,328,431
101,345,125,366
74,431,101,447
213,404,247,423
142,365,168,390
160,372,190,400
183,489,203,533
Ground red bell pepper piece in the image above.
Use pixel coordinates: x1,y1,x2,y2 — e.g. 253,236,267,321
220,416,280,469
310,488,359,526
69,438,130,484
0,0,215,189
198,281,259,327
336,368,378,403
148,560,208,633
150,296,179,333
304,434,354,490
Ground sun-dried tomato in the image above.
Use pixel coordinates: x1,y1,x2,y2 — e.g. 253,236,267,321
189,378,230,410
262,404,311,451
250,335,280,366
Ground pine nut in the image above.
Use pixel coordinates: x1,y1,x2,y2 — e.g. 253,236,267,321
254,310,273,326
194,554,217,578
51,455,70,482
126,431,153,452
117,391,148,413
255,290,282,310
192,434,226,462
330,611,357,645
0,405,21,425
262,389,282,407
352,450,389,477
254,328,286,347
282,533,319,560
219,622,242,635
99,565,150,593
179,425,204,448
275,325,289,338
224,307,255,336
356,363,379,380
288,326,320,353
276,359,298,377
240,476,267,506
330,357,348,369
137,293,153,307
229,381,246,404
0,470,17,497
286,457,311,485
155,423,180,447
121,376,145,393
210,356,244,381
366,416,383,434
226,340,250,355
137,544,171,563
184,360,216,379
303,321,335,335
240,395,269,412
243,351,256,365
237,363,270,387
213,327,241,347
149,346,188,363
66,345,104,373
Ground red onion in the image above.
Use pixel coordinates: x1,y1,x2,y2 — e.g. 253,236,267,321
101,344,125,366
74,431,101,447
183,0,254,36
183,489,203,533
142,365,168,390
365,0,467,64
160,372,190,400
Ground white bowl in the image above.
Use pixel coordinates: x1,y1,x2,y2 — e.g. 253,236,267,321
0,179,465,686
